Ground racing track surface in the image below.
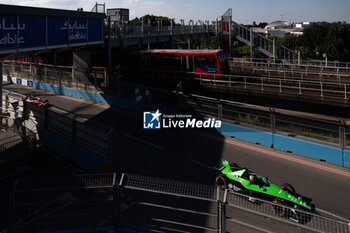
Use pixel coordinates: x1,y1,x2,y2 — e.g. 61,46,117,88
3,82,350,228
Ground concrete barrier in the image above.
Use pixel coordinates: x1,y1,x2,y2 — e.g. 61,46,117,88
343,150,350,168
219,122,273,148
274,134,344,166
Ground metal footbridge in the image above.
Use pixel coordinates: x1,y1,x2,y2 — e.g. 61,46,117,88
1,4,303,65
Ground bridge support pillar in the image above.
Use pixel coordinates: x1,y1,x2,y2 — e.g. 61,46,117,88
73,50,91,83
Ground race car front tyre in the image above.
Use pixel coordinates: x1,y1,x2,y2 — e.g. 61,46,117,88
272,198,286,217
215,174,228,189
281,183,296,195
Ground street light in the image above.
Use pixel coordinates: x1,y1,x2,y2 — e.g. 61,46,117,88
323,53,328,67
189,19,193,33
180,19,184,34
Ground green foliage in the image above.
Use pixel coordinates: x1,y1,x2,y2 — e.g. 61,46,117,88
278,22,350,61
129,15,175,27
233,45,251,58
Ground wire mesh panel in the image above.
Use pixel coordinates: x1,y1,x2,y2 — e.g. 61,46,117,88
225,190,350,233
13,187,114,233
275,113,340,146
120,188,218,232
9,173,350,233
122,173,217,201
345,126,350,150
15,174,114,191
222,103,271,131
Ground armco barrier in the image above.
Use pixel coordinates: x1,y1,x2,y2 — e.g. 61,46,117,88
3,75,350,168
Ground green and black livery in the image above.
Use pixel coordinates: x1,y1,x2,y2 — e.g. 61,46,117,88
215,160,314,222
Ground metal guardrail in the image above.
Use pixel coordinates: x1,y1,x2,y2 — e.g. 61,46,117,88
124,69,350,103
8,173,350,233
2,61,107,91
237,57,350,69
228,60,350,83
0,136,23,154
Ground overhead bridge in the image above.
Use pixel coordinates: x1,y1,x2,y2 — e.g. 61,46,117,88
0,4,105,55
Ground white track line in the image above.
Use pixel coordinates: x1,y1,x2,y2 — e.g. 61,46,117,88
316,208,350,223
189,159,215,170
125,134,163,150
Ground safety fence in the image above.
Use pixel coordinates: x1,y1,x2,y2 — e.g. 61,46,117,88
2,61,107,91
0,91,37,165
123,68,350,105
4,60,350,103
181,93,349,150
228,60,350,84
234,57,350,70
114,80,350,155
1,89,114,161
7,173,350,233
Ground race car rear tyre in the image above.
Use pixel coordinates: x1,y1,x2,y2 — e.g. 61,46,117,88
215,174,228,189
229,163,240,168
272,198,286,217
281,183,295,195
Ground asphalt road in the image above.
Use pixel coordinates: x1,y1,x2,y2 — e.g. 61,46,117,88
2,82,350,229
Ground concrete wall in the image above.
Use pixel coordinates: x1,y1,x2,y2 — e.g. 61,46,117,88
73,51,91,82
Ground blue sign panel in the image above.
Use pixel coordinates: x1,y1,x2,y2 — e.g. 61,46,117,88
18,15,45,47
47,16,68,45
0,15,17,49
69,18,88,43
1,10,104,52
88,18,103,41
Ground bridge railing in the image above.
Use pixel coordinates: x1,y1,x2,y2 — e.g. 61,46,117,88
228,59,350,79
8,173,350,233
229,57,350,70
111,24,211,39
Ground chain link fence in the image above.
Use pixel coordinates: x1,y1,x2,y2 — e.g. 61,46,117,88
7,173,350,233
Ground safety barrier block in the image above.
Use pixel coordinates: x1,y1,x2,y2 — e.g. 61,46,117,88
274,134,343,166
343,150,350,168
219,122,273,148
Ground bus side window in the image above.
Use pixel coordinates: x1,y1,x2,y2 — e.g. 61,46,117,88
196,56,205,67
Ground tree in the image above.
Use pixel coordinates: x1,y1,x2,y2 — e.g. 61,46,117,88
278,22,350,61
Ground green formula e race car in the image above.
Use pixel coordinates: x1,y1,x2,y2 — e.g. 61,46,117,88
215,160,314,222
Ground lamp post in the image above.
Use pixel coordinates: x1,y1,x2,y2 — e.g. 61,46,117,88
157,17,160,33
323,53,327,67
180,19,184,34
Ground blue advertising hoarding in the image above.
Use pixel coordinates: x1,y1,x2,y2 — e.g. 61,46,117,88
0,15,17,49
19,15,45,47
0,11,104,51
48,16,68,45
